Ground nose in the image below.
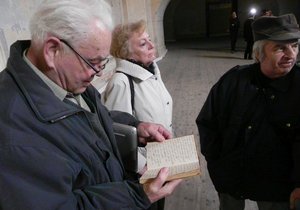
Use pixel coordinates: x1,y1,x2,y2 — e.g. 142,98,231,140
148,41,154,50
284,45,298,58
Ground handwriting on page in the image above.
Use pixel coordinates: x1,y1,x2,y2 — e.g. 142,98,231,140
147,135,198,169
140,135,200,181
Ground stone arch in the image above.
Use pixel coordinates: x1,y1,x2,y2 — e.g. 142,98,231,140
149,0,172,58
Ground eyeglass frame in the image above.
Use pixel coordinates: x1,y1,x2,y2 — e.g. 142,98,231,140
59,39,109,73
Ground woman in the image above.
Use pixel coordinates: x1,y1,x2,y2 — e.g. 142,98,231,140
104,20,172,133
104,19,173,210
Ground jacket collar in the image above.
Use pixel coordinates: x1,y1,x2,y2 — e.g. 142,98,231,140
253,63,296,92
126,59,155,74
6,40,89,122
115,58,159,81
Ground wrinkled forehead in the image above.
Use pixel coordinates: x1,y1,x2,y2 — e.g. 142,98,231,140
130,30,149,41
76,29,112,57
74,19,111,45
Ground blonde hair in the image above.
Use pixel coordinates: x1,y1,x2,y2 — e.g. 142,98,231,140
110,20,146,59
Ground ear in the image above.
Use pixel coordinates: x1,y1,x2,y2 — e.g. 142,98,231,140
43,37,61,69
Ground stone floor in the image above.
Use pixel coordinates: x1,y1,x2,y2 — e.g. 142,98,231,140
157,37,258,210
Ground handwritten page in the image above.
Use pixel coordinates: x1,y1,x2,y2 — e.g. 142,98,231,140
139,135,200,184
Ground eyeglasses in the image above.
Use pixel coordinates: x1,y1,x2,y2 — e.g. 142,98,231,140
59,39,109,73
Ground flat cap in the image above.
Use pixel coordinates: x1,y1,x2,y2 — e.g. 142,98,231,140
252,13,300,41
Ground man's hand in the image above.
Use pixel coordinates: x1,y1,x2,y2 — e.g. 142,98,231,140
290,188,300,209
137,122,172,145
143,168,182,203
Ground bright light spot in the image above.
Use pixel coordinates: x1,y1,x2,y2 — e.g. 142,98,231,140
250,8,257,15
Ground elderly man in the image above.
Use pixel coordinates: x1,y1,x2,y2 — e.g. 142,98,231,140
196,14,300,210
0,0,181,209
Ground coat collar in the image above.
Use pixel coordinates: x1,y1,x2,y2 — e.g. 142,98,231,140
6,40,124,162
6,40,94,122
115,58,160,81
253,63,296,92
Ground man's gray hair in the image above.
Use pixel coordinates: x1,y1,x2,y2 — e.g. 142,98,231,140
252,40,267,63
29,0,114,47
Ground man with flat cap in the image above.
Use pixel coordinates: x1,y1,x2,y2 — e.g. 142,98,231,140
196,13,300,210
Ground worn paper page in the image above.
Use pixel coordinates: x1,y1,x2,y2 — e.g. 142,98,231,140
140,135,200,183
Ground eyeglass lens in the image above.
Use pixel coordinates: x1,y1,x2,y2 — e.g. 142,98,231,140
60,39,109,73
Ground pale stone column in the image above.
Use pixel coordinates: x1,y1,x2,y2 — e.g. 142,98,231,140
149,0,171,60
108,0,170,59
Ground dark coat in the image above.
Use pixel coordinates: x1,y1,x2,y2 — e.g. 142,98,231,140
229,17,240,34
0,40,150,210
243,17,254,42
196,63,300,201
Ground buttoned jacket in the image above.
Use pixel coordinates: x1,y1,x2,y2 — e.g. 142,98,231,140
196,63,300,201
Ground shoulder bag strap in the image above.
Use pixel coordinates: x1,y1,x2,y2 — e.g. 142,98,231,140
116,71,135,114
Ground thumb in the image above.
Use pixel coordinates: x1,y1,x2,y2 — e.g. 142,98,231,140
152,167,169,188
151,167,169,190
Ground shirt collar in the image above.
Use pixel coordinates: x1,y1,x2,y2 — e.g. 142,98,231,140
23,49,67,101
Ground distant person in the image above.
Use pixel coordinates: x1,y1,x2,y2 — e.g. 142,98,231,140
104,19,173,210
197,13,300,210
0,0,182,209
261,9,273,16
243,14,254,59
229,11,240,53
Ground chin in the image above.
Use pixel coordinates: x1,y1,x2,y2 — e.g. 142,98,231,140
75,87,88,94
148,54,156,60
277,69,292,77
148,58,156,64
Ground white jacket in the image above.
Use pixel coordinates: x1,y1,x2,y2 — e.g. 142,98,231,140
104,59,173,173
104,59,173,132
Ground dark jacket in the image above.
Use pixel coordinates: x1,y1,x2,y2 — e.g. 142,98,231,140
243,17,254,42
196,63,300,201
229,17,240,34
0,40,150,210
